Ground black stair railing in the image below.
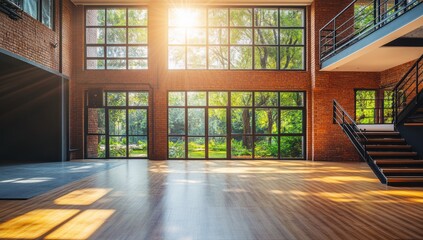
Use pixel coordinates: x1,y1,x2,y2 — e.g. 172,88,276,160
393,54,423,124
319,0,422,64
333,100,387,183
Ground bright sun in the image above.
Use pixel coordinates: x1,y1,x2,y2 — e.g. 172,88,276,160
170,8,204,28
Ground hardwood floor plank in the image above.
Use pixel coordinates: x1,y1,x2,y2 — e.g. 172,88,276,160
0,160,423,240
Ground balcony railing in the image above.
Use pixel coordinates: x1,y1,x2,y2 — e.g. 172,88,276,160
319,0,422,64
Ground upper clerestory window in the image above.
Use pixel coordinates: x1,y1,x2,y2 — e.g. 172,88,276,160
168,7,305,70
12,0,54,29
85,7,148,70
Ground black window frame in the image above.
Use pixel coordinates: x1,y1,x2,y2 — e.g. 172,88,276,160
167,90,306,160
85,90,150,159
84,6,149,70
12,0,54,29
167,6,306,71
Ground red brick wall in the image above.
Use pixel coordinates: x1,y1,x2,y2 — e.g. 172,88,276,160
62,0,75,77
69,1,382,161
380,59,417,88
0,0,60,71
311,0,381,161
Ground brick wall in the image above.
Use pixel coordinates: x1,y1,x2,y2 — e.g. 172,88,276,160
69,0,382,161
0,0,60,71
311,0,381,161
380,59,417,88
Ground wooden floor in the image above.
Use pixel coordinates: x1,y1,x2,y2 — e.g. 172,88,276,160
1,160,423,240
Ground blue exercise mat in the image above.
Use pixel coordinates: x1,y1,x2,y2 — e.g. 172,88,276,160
0,161,123,200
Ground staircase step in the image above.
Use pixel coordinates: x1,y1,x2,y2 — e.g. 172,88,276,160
404,122,423,126
382,168,423,174
415,108,423,113
366,145,412,150
375,159,423,165
362,131,400,136
387,177,423,184
364,138,406,144
367,151,418,157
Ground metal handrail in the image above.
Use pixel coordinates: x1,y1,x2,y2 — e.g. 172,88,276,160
393,54,423,124
333,99,368,159
319,0,422,64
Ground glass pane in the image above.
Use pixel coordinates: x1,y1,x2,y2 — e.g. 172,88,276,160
107,46,126,58
231,108,252,134
231,136,253,159
168,108,185,134
128,8,148,26
169,137,185,159
208,28,228,44
255,29,278,45
254,47,278,70
128,109,147,135
280,92,304,107
280,29,304,45
168,28,186,44
209,108,227,136
255,136,278,159
168,46,185,69
187,47,206,69
254,8,278,27
188,108,205,136
107,28,126,44
129,92,148,106
86,9,105,26
129,136,147,158
208,46,228,69
107,8,126,26
208,8,228,27
281,110,303,134
88,108,105,134
356,90,376,124
128,28,148,44
107,92,126,106
109,136,127,157
109,109,126,135
128,46,148,58
86,60,105,70
255,108,278,134
230,28,253,45
169,92,185,106
230,8,252,27
230,46,252,69
87,46,104,58
187,92,206,106
188,137,205,158
41,0,53,28
280,136,303,158
255,92,278,106
280,8,304,27
187,28,206,44
231,92,252,106
280,47,304,70
22,0,38,19
209,92,228,106
86,28,105,44
209,137,227,158
107,60,126,69
129,60,148,70
87,135,106,158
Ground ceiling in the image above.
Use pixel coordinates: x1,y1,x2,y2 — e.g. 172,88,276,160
70,0,313,5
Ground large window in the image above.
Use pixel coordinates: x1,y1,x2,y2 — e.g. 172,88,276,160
85,7,148,70
355,89,393,124
168,91,306,159
85,91,149,158
168,7,305,70
12,0,54,29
